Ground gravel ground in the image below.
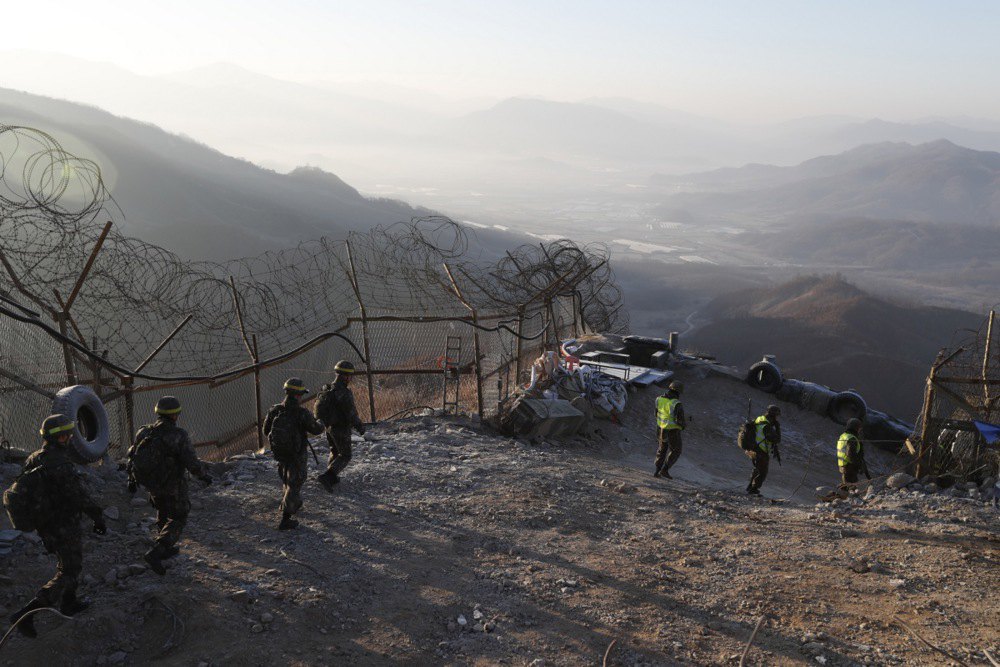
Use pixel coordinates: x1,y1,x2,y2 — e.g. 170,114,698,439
0,373,997,666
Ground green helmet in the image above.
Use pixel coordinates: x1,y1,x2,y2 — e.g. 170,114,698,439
668,380,684,393
40,414,75,441
766,404,781,417
283,377,309,394
334,360,355,375
155,395,182,416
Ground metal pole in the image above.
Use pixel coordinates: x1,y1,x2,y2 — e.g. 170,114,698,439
124,376,136,445
983,310,996,419
345,242,377,423
443,264,484,417
228,277,255,360
64,221,113,312
134,314,194,374
515,306,525,385
252,334,264,453
56,312,76,385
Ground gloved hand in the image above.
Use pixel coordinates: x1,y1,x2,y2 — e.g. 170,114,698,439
93,518,107,535
200,474,213,486
127,480,137,494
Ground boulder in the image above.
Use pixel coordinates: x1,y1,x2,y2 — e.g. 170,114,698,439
886,473,915,489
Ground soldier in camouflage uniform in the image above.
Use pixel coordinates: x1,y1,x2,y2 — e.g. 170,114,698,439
8,414,107,638
127,396,212,575
263,378,324,530
315,360,366,491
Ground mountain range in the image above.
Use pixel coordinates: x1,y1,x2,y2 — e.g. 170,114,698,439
0,87,432,259
652,140,1000,227
689,276,984,418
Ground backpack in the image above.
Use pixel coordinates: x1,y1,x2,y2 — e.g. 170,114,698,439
268,405,302,463
2,467,45,532
129,424,173,492
314,385,337,427
737,419,757,452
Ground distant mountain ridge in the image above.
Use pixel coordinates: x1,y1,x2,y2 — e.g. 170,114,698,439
653,140,1000,227
690,276,984,418
0,87,431,260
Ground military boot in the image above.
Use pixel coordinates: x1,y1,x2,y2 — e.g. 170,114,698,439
162,545,180,559
144,545,168,576
60,592,91,617
277,513,299,530
9,597,45,638
317,473,337,493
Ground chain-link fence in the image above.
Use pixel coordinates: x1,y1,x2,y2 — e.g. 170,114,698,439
911,309,1000,479
1,125,621,462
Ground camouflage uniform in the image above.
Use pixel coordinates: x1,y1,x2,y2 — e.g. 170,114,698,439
263,396,324,516
315,378,365,485
130,417,207,552
21,441,103,611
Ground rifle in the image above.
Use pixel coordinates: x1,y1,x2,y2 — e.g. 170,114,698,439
307,440,320,466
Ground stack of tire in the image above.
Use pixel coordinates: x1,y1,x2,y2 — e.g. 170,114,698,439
746,357,868,425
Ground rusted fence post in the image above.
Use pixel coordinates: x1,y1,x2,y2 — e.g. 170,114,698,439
515,305,525,385
252,334,264,452
983,310,996,419
443,264,484,417
345,241,377,423
123,376,135,446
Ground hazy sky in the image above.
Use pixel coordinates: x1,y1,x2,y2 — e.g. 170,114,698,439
5,0,1000,121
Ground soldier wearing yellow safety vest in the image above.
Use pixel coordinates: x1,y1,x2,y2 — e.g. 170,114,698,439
746,404,781,495
838,418,870,487
654,381,686,479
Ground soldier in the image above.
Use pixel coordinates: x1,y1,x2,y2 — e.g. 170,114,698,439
127,396,212,575
838,418,871,489
314,360,366,491
7,414,107,638
654,381,686,479
746,404,782,495
263,378,324,530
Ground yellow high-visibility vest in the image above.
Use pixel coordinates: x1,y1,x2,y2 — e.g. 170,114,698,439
754,415,775,454
656,397,681,430
838,432,861,467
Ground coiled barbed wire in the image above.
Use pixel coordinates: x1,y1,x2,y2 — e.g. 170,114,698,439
0,125,627,379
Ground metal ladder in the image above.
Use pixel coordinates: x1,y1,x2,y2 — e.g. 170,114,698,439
442,335,462,414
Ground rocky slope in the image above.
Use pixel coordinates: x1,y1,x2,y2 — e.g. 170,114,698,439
0,370,996,666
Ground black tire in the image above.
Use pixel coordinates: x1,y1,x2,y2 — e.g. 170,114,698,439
51,385,110,463
746,361,783,393
799,382,835,415
774,378,804,403
828,390,867,425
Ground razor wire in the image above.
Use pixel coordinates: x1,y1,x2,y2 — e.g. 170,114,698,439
0,125,628,383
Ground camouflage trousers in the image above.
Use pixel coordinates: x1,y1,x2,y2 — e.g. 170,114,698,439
150,490,191,549
655,428,683,474
278,448,309,516
321,430,353,480
36,523,83,607
747,450,770,491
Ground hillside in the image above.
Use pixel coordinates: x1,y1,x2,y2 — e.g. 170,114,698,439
652,140,1000,227
0,88,431,260
689,276,984,419
1,372,996,665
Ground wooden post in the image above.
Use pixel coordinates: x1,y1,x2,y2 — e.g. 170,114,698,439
252,334,264,453
443,264,484,417
133,314,194,374
345,242,377,423
64,221,113,313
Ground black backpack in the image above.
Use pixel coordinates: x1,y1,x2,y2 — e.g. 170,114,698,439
314,385,337,427
268,405,302,463
3,467,46,532
129,424,174,492
737,419,757,451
